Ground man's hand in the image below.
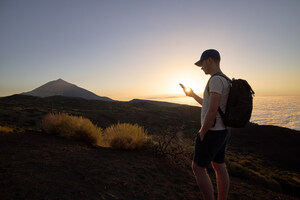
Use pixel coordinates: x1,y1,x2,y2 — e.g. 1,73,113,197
180,83,195,97
183,87,195,97
179,83,203,105
198,130,206,141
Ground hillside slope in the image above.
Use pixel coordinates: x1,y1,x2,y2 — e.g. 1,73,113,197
0,131,297,200
0,95,299,199
229,124,300,170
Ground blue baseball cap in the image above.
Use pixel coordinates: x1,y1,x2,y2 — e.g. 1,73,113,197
195,49,221,66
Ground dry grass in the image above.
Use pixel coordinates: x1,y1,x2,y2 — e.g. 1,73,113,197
42,113,103,146
41,113,148,150
103,123,148,150
0,125,14,133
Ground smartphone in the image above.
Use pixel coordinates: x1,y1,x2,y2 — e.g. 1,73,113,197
179,83,186,89
180,83,191,93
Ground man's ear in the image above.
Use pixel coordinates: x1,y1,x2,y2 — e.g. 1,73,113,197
207,57,213,64
208,57,217,66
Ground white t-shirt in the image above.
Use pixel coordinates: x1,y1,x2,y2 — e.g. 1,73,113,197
201,75,230,130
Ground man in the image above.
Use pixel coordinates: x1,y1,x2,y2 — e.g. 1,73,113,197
183,49,230,200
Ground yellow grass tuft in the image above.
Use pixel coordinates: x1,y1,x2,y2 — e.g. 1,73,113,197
103,123,148,150
42,113,103,146
42,113,148,150
0,125,14,133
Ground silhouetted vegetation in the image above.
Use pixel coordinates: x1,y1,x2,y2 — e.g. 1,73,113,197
0,125,14,133
42,113,103,146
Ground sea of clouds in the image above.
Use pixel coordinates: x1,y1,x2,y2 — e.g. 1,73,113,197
251,96,300,131
152,95,300,131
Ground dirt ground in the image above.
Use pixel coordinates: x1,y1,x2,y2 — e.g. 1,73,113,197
0,132,297,200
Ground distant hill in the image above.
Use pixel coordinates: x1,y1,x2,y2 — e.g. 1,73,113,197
0,94,201,137
22,79,113,101
129,99,189,107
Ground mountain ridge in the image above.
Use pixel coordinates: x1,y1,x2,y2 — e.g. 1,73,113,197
22,78,113,101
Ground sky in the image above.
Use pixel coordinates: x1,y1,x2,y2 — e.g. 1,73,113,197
1,0,300,101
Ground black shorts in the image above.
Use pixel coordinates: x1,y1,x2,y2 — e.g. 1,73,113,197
193,129,229,168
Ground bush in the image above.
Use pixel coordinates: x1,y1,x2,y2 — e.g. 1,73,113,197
0,125,14,133
41,113,148,150
103,123,147,150
42,113,103,146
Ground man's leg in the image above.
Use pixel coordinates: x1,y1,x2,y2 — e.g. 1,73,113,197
212,162,229,200
192,161,215,200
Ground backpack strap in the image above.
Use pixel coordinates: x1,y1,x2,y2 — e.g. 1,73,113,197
206,72,231,127
207,72,231,95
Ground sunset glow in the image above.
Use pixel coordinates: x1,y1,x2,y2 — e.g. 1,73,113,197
185,88,191,93
0,1,299,100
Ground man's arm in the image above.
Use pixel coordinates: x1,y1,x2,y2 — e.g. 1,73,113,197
184,89,203,105
191,92,203,105
199,92,221,141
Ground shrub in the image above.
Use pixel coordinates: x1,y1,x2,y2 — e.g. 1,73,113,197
42,113,103,146
103,123,147,150
0,125,14,133
152,132,185,162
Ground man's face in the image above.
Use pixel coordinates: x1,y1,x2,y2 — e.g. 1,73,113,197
201,59,210,74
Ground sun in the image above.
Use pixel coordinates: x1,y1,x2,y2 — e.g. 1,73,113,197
185,87,191,93
163,67,208,96
172,78,206,96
